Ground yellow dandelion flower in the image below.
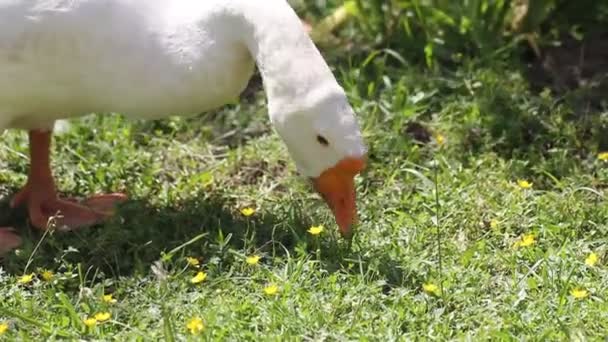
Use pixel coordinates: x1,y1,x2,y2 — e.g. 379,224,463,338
520,234,535,247
570,288,589,299
41,270,54,282
307,225,324,236
435,133,445,146
83,317,97,328
191,271,207,284
246,255,261,265
489,219,499,229
585,252,599,267
240,207,255,217
94,312,111,322
0,322,8,335
186,257,200,267
263,284,279,296
186,317,204,335
102,294,117,304
422,283,440,295
598,152,608,161
517,179,533,189
17,273,34,284
514,234,535,248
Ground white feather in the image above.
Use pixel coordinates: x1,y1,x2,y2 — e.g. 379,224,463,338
0,0,366,177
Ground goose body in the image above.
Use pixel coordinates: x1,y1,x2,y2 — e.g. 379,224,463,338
0,0,367,252
1,1,257,127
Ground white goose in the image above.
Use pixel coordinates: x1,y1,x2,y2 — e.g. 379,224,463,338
0,0,367,253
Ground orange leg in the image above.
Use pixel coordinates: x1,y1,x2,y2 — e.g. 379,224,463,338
10,130,127,231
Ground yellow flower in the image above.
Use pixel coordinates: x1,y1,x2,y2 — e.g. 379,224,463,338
246,255,261,265
520,234,535,247
94,312,111,322
422,283,440,295
186,317,204,335
263,284,279,296
186,257,200,267
40,270,54,282
585,252,599,267
83,317,97,328
307,225,324,236
17,273,34,284
435,133,445,146
103,294,117,304
517,179,533,189
240,207,255,217
191,271,207,284
514,234,535,248
570,288,589,299
489,219,499,229
0,322,8,335
598,152,608,161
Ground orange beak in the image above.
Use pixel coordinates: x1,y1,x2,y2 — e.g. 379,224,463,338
312,157,366,238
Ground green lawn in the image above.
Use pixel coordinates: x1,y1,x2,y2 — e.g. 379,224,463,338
1,1,608,340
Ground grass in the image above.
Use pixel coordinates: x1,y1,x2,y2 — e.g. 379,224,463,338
1,1,608,340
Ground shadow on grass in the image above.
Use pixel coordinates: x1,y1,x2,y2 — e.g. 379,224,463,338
443,50,608,186
488,29,608,160
0,190,411,289
0,192,301,275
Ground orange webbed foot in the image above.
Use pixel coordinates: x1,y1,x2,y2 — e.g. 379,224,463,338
11,187,127,231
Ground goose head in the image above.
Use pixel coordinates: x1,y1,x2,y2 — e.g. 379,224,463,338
233,0,367,236
270,90,367,237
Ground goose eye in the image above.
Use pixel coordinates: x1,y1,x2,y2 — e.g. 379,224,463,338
316,135,329,147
